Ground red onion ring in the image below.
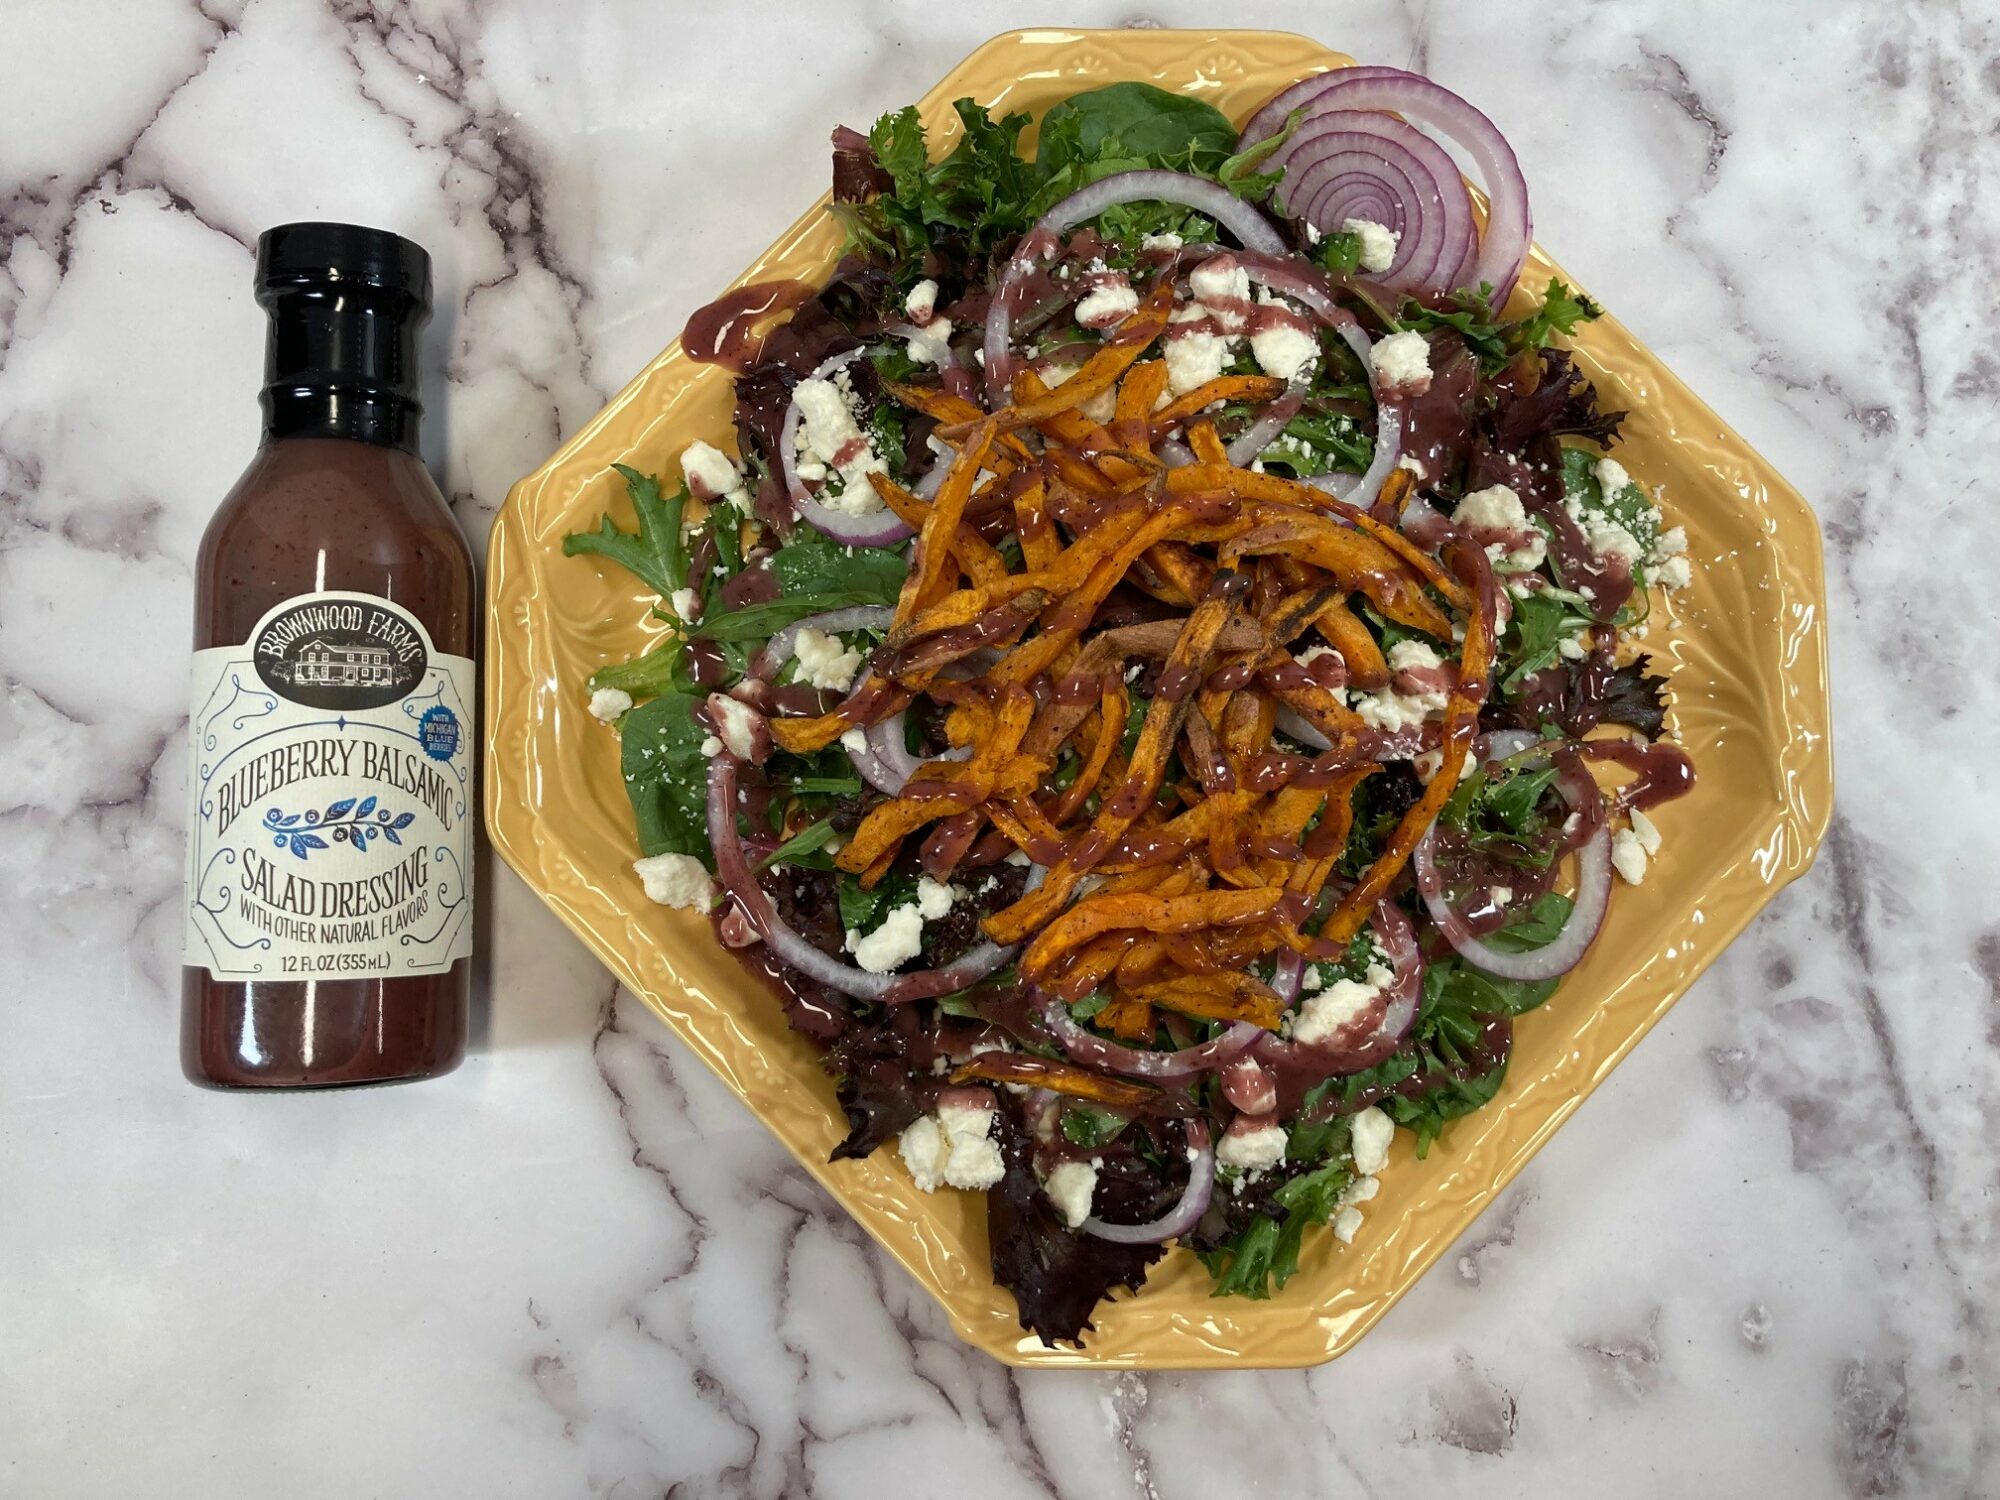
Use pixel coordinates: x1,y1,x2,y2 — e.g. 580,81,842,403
1413,751,1611,981
779,348,915,547
1302,320,1401,508
1240,65,1416,145
1223,377,1309,468
1081,1120,1213,1244
1283,116,1479,292
1038,991,1260,1080
984,169,1288,399
752,604,894,682
1273,703,1333,752
709,754,896,1000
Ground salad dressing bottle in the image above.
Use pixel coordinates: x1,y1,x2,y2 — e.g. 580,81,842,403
181,223,475,1088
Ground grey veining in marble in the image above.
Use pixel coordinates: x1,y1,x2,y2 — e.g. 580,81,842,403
3,1,1996,1495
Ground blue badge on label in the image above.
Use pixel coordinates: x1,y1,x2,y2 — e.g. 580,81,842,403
419,704,461,761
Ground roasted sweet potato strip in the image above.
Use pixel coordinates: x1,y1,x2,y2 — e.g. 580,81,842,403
1095,994,1156,1040
1315,550,1493,945
769,678,909,755
983,578,1243,943
1020,886,1284,980
1224,511,1454,639
971,279,1176,436
881,381,1038,466
1164,463,1474,612
1013,475,1059,571
1186,417,1230,466
1110,359,1171,452
1053,681,1127,823
891,418,997,630
1123,972,1284,1031
1147,374,1287,435
951,1053,1157,1108
1312,596,1391,687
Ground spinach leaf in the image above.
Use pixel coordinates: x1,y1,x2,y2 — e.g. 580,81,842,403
700,591,902,643
768,530,909,601
1059,1104,1131,1149
1560,445,1660,553
1478,891,1575,959
589,635,688,700
617,691,713,864
1202,1160,1354,1299
757,817,839,873
1034,82,1237,179
562,465,689,600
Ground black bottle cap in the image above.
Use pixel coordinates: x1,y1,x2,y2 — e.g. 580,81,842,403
255,222,432,452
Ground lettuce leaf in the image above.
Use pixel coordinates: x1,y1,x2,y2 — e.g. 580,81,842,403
618,691,713,863
562,465,689,600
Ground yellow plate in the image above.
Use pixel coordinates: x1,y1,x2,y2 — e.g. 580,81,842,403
484,27,1832,1368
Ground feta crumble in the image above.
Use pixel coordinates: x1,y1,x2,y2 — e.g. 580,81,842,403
900,1102,1006,1193
1350,1106,1394,1176
668,586,702,624
680,439,753,512
1216,1122,1288,1174
1341,217,1400,273
1140,231,1183,251
1249,293,1319,384
1453,483,1547,572
709,695,761,760
904,277,939,324
1611,826,1649,885
1629,806,1663,856
1369,329,1433,394
1291,963,1394,1045
1163,307,1228,395
1043,1160,1100,1228
1075,280,1140,329
845,876,957,973
632,852,716,912
588,686,633,722
790,626,863,693
794,376,887,512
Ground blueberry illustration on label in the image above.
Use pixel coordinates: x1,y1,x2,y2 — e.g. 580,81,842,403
419,704,461,761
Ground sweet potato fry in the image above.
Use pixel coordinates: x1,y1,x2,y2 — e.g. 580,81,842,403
970,279,1176,436
1122,972,1284,1031
951,1053,1157,1108
1146,374,1287,435
1020,886,1284,980
1312,596,1391,687
1094,994,1156,1040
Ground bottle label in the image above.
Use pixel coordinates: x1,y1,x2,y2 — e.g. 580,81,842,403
184,590,475,980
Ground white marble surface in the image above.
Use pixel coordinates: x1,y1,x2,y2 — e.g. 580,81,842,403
2,1,1994,1494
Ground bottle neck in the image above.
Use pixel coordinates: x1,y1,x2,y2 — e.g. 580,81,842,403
258,281,425,453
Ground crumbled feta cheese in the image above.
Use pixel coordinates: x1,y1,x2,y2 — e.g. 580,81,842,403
1043,1160,1100,1228
1654,555,1692,590
1004,849,1033,868
1075,281,1141,329
1163,310,1228,395
1351,641,1450,736
1249,294,1319,384
1217,1122,1288,1174
1594,456,1633,499
839,726,869,756
791,627,863,693
1140,231,1183,251
915,876,956,921
680,439,741,500
902,1103,1005,1192
1453,483,1547,572
700,735,722,757
632,852,717,912
1629,806,1663,856
1332,1174,1380,1244
1301,964,1326,993
1611,827,1649,885
710,695,761,760
1492,885,1515,907
796,459,828,482
1341,217,1400,273
669,587,702,623
588,686,633,722
1369,329,1432,393
904,277,939,324
1295,644,1342,671
1189,254,1251,311
848,903,926,972
1350,1106,1395,1176
1390,639,1444,674
1291,963,1394,1046
1558,631,1590,661
1332,1206,1365,1243
794,376,887,511
904,319,954,366
1586,514,1646,567
1080,386,1116,425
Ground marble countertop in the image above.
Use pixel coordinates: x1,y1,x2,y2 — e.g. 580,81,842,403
3,1,1993,1494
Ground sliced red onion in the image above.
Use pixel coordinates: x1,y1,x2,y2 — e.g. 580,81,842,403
1413,754,1611,981
1283,117,1478,292
708,755,896,1001
1233,252,1360,333
753,604,894,681
1038,992,1260,1079
1224,377,1309,468
1274,703,1333,752
1081,1121,1213,1244
1220,1055,1278,1114
1303,320,1401,508
1243,68,1531,302
985,169,1287,398
779,347,915,547
1157,437,1196,468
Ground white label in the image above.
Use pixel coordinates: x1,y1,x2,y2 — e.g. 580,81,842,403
183,590,475,980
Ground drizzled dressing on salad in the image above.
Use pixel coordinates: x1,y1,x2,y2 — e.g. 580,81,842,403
570,66,1695,1345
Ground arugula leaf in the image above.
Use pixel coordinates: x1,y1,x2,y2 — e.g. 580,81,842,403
700,591,903,643
1499,591,1588,694
1203,1160,1354,1299
617,691,713,864
588,635,687,700
756,817,839,873
1059,1104,1131,1148
1516,279,1604,350
562,465,689,600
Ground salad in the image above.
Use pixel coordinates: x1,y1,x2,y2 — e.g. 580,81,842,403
565,65,1696,1346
